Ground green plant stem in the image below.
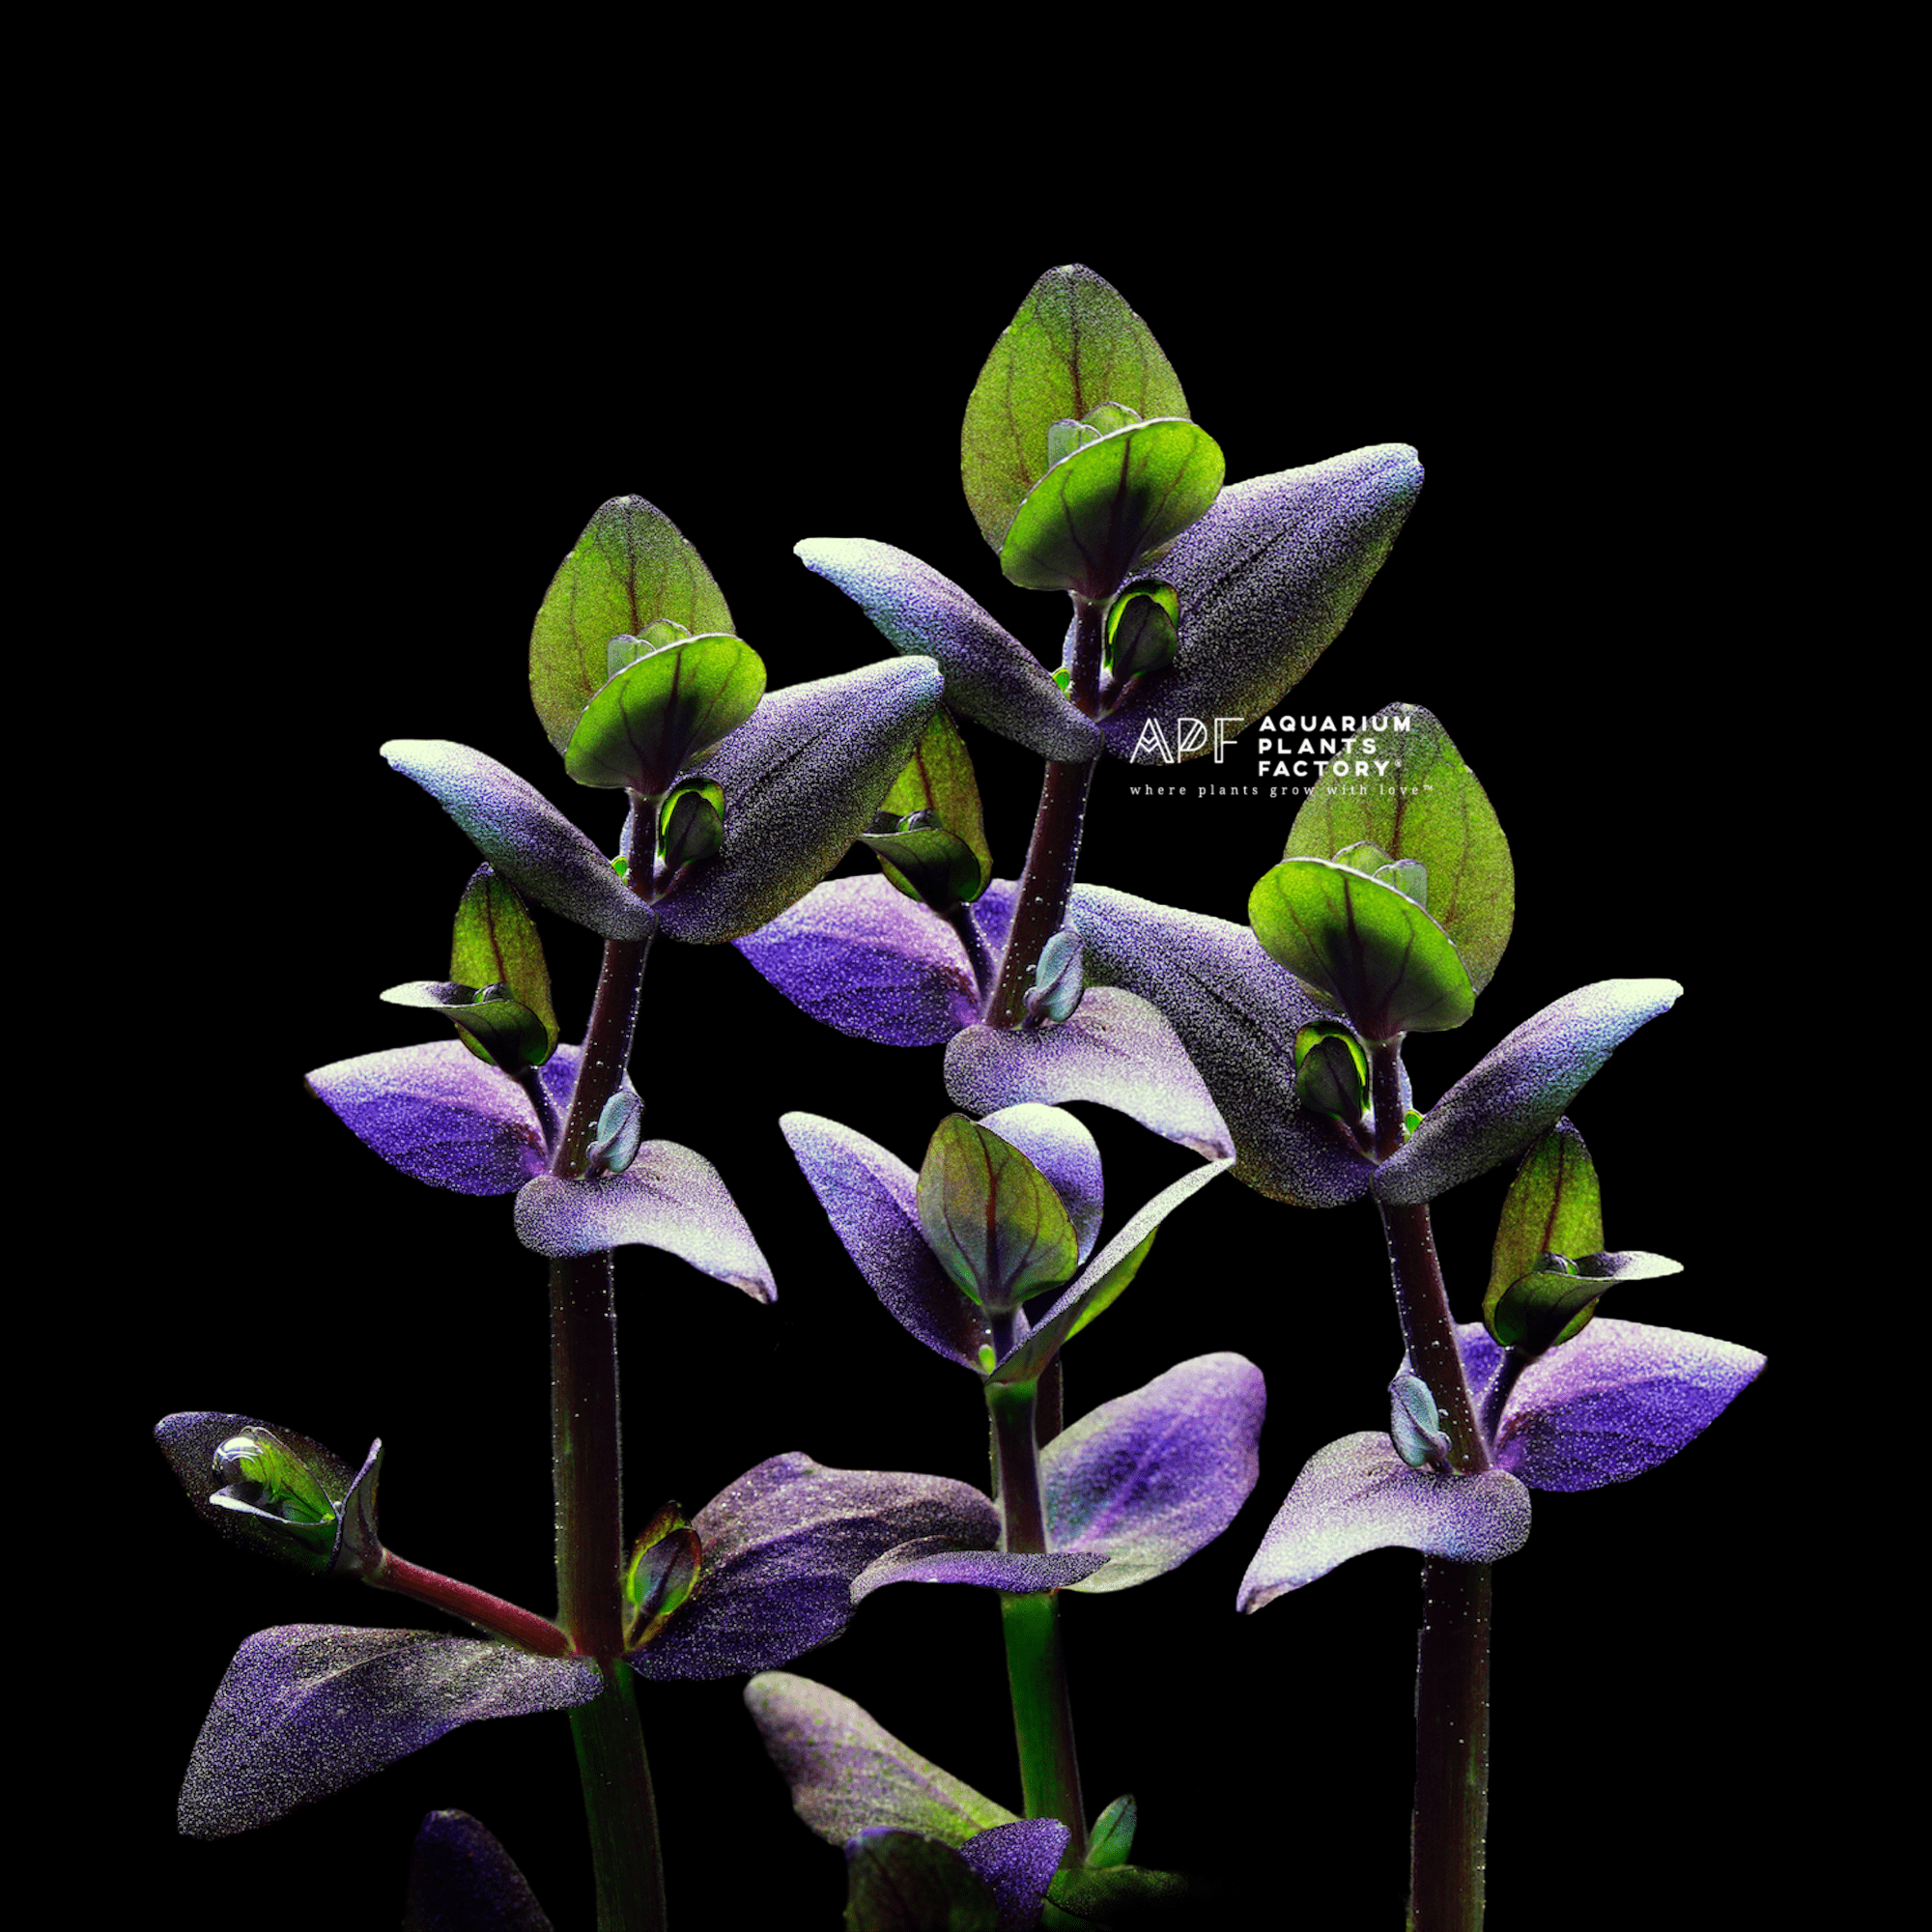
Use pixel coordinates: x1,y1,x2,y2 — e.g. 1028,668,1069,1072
570,1659,668,1932
1370,1038,1492,1932
369,1551,570,1657
988,1378,1087,1862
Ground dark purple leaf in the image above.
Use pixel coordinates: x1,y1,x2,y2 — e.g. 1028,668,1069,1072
781,1113,991,1371
1374,980,1684,1207
631,1456,998,1680
178,1626,602,1837
1042,1353,1264,1591
745,1671,1016,1844
512,1142,774,1301
850,1536,1109,1601
1094,445,1424,761
732,876,973,1045
795,538,1101,762
305,1039,564,1196
404,1810,555,1932
946,987,1235,1159
958,1820,1070,1932
1237,1432,1532,1611
651,659,942,945
1458,1319,1766,1492
1069,885,1376,1207
381,740,652,942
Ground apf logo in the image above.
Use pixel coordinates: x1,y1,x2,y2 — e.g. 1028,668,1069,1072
1127,712,1411,774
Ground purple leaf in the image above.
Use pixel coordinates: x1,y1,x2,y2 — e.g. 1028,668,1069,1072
632,1456,999,1680
946,988,1234,1160
513,1142,775,1301
795,538,1101,763
1459,1319,1766,1492
651,659,942,945
850,1536,1110,1601
979,1103,1105,1264
404,1810,555,1932
1095,445,1423,761
305,1039,554,1196
745,1671,1016,1845
178,1626,602,1837
1237,1433,1532,1611
381,740,652,942
958,1819,1070,1932
781,1113,991,1371
734,876,1016,1046
1374,980,1684,1207
1069,884,1376,1207
1042,1353,1265,1592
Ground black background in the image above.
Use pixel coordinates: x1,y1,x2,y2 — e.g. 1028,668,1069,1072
122,207,1783,1929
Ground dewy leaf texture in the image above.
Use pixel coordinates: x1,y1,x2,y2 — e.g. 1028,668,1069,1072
513,1141,775,1301
745,1670,1017,1846
1094,446,1424,763
630,1456,998,1681
178,1626,601,1837
1374,979,1684,1206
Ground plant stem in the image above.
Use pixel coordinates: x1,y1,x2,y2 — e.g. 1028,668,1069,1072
988,1377,1088,1862
547,822,667,1927
570,1658,668,1932
369,1551,570,1657
1409,1558,1491,1932
985,758,1097,1028
1370,1038,1492,1932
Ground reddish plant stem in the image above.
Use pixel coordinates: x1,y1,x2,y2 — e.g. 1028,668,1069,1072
369,1551,571,1657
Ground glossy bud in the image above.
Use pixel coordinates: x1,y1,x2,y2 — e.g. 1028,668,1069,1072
657,778,725,872
625,1502,703,1650
1293,1022,1369,1119
1023,927,1085,1026
1388,1373,1452,1472
585,1089,644,1178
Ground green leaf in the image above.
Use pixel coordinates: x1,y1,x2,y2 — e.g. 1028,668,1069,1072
1485,1121,1603,1333
917,1115,1079,1315
563,633,765,796
873,707,992,902
529,497,735,755
961,265,1191,553
859,818,984,909
1284,704,1514,994
379,980,553,1068
844,1832,1000,1932
448,866,559,1064
1043,1862,1210,1926
1248,858,1474,1042
1000,420,1225,600
1086,1796,1136,1870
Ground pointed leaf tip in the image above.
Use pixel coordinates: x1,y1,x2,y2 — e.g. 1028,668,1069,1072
1375,980,1683,1206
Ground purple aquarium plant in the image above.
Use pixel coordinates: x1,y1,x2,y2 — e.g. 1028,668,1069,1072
147,254,1769,1932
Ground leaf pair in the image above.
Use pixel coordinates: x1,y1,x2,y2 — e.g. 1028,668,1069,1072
1238,1318,1764,1609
